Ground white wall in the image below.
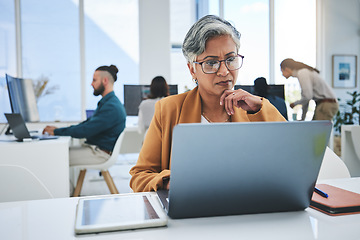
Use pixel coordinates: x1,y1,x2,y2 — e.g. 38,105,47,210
139,0,171,84
321,0,360,103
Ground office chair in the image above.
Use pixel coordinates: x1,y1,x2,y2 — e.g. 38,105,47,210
0,164,54,202
342,127,360,177
71,127,144,197
317,147,351,180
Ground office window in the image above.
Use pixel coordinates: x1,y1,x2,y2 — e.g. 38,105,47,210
170,0,196,93
197,0,219,18
224,0,269,85
208,0,316,120
170,0,271,91
21,0,81,121
0,0,317,122
274,0,316,120
1,0,139,122
84,0,139,110
208,0,220,15
0,1,16,123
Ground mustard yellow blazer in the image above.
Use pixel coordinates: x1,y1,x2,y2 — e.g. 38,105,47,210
130,87,286,192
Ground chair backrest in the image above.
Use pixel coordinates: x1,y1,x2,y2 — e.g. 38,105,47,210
74,127,144,170
119,127,144,154
351,127,360,161
317,147,351,180
342,126,360,177
0,164,53,202
75,130,125,171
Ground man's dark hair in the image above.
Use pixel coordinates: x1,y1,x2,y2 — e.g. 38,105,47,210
254,77,268,97
96,65,119,81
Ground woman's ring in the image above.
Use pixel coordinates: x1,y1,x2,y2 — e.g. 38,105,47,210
232,92,235,95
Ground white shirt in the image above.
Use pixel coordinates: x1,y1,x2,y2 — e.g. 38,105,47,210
201,115,210,124
292,68,337,120
137,98,162,134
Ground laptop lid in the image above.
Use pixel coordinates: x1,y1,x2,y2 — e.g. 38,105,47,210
4,113,58,141
4,113,32,140
167,121,332,219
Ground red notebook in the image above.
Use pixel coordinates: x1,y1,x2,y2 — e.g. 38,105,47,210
310,184,360,216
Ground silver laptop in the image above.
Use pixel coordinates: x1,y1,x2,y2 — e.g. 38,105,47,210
158,121,332,219
4,113,58,141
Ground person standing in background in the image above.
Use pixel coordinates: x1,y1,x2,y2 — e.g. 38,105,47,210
137,76,169,134
280,58,338,121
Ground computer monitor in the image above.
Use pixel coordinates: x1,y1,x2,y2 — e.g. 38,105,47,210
234,84,285,99
124,84,178,116
5,74,40,122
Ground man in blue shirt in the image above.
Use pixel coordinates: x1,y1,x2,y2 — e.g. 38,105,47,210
43,65,126,166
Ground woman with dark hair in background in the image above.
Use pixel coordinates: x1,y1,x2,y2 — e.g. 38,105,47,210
137,76,169,134
280,58,338,121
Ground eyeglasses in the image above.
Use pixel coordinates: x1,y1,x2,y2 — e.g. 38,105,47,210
193,54,244,74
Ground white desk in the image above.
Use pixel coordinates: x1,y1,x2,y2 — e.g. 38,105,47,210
0,178,359,240
0,136,71,198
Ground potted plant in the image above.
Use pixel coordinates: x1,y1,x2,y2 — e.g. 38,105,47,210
333,91,360,134
332,91,360,156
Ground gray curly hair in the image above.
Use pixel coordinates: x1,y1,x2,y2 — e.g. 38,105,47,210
182,15,241,63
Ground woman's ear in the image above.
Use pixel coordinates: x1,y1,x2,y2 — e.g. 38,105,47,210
187,62,197,79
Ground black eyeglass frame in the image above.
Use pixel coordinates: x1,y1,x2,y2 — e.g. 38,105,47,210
193,54,245,74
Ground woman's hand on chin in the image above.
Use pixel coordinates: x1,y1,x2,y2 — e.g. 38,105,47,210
220,89,262,115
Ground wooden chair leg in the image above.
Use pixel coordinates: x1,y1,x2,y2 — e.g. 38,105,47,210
73,169,86,197
101,170,119,194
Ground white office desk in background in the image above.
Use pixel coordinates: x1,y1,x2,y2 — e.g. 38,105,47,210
0,136,71,198
0,178,359,240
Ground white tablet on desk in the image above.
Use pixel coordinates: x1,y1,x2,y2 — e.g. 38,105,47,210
74,192,168,234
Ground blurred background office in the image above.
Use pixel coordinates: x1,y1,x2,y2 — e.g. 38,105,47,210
0,0,359,198
0,0,359,124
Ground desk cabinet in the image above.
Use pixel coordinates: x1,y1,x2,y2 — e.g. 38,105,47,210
0,137,71,198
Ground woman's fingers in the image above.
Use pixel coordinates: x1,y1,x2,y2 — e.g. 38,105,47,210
221,89,262,113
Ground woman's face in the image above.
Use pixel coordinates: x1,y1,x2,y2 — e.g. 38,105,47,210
188,35,239,98
281,67,292,79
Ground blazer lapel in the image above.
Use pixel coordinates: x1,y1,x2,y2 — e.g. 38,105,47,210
178,87,202,124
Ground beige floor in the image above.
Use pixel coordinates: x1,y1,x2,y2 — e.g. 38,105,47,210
74,154,138,197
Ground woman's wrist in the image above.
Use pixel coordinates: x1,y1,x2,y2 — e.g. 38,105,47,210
247,97,263,114
162,176,170,189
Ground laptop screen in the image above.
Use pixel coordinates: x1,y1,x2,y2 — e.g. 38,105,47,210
4,113,32,140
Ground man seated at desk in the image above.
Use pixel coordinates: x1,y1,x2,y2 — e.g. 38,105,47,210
43,65,126,166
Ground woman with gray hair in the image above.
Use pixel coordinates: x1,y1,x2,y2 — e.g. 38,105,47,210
130,15,285,192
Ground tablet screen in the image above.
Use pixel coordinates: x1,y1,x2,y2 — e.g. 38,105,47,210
81,195,160,226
